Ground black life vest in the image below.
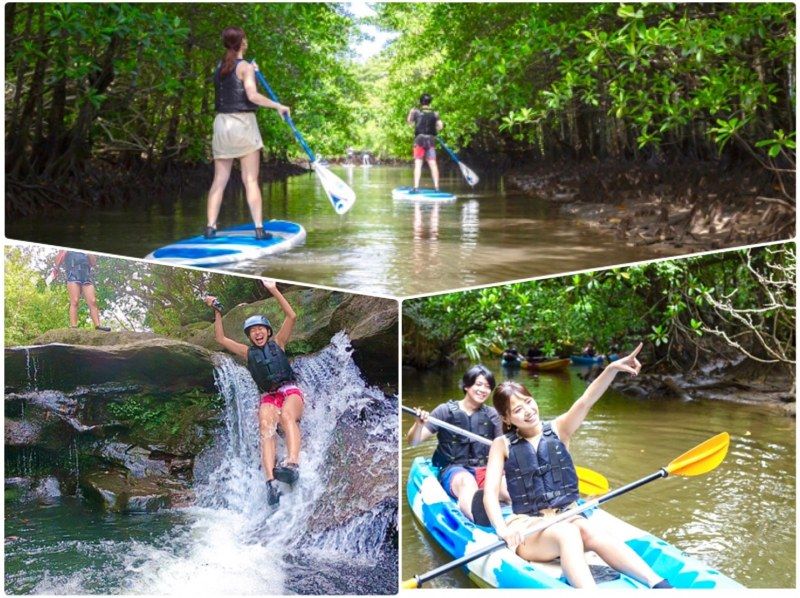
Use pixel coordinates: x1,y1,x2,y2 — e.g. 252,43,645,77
431,401,496,468
64,252,90,278
214,59,259,113
247,341,295,393
504,422,579,516
414,108,439,137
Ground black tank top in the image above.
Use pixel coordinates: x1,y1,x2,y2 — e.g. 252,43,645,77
214,59,259,113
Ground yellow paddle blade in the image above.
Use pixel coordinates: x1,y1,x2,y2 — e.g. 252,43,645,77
401,578,420,590
576,466,610,496
666,432,730,477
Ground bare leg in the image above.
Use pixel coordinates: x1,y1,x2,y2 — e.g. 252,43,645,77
413,159,424,189
428,158,440,190
279,394,304,465
576,518,662,586
239,150,263,228
67,282,81,327
81,284,102,327
449,471,480,521
207,158,234,228
259,403,280,480
517,520,596,588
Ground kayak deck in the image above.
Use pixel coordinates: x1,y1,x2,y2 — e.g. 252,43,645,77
407,457,742,589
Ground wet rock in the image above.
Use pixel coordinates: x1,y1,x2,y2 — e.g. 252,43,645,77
4,419,44,446
80,470,175,512
95,442,171,478
33,476,62,504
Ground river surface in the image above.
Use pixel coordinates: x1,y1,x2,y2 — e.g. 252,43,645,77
5,165,673,296
400,363,796,589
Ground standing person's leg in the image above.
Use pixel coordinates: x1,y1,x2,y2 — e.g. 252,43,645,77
80,284,104,328
278,393,304,466
239,150,264,230
427,146,440,190
413,158,424,190
66,282,81,327
207,158,234,232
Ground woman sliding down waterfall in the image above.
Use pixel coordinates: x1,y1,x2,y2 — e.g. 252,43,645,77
205,279,303,506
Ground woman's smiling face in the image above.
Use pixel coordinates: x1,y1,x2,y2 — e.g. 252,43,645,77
504,392,540,433
248,324,271,347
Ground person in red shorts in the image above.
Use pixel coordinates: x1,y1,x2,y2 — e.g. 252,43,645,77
406,365,510,523
406,93,444,192
206,279,303,506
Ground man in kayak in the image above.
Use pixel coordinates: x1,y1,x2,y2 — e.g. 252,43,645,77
205,279,304,506
482,344,673,588
406,93,443,193
51,251,111,332
406,365,509,522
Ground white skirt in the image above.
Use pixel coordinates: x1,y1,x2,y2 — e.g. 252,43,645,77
212,112,263,159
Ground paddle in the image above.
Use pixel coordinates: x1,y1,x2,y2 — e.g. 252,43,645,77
402,431,730,589
401,405,610,496
252,62,356,215
436,137,479,187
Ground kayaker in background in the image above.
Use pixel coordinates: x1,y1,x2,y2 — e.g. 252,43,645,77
205,26,291,240
581,341,596,357
407,365,510,522
501,346,521,365
526,345,546,363
205,279,304,507
483,344,673,588
51,251,111,332
406,93,444,193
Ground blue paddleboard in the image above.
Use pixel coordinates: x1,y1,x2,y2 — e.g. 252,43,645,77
391,187,457,202
145,220,306,268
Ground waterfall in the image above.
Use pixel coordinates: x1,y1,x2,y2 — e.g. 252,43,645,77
24,347,39,392
126,332,397,594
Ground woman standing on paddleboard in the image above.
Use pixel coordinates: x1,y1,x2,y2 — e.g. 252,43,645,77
206,280,304,506
206,27,291,240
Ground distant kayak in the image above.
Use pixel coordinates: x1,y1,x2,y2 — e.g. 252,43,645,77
392,187,457,202
570,355,605,365
407,457,743,589
145,220,306,267
522,357,571,372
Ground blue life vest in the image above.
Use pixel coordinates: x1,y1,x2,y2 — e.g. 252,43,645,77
431,401,495,469
504,422,579,515
247,341,295,393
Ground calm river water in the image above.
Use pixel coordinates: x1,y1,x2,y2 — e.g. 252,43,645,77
400,363,796,588
6,166,674,296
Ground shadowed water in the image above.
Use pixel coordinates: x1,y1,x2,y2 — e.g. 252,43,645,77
5,166,673,296
400,363,796,589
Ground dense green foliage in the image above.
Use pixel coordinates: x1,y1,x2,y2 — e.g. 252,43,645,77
4,245,283,345
5,3,362,209
370,3,795,174
404,244,795,370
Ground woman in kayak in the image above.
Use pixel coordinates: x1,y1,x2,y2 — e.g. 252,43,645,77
483,344,672,588
407,365,509,523
205,26,291,240
205,279,303,506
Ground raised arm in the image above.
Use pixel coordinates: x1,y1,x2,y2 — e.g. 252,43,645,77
483,438,521,547
406,408,436,445
240,61,290,116
262,280,296,349
204,296,248,358
555,343,643,442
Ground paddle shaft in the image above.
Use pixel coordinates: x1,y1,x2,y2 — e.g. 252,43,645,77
402,405,492,446
436,137,462,164
252,66,317,162
409,467,668,588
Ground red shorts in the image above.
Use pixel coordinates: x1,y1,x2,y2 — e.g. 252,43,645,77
413,145,437,160
260,384,304,409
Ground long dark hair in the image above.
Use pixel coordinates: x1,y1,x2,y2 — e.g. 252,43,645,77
492,380,534,433
220,27,246,78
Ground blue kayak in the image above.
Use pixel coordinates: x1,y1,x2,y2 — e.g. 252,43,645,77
392,187,457,202
407,457,742,589
570,354,605,365
145,220,306,268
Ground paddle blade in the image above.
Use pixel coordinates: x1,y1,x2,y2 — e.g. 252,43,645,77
401,578,420,590
666,432,730,477
312,161,356,215
459,161,479,187
576,466,610,496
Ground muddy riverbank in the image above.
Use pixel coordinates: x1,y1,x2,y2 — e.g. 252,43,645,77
506,160,794,253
